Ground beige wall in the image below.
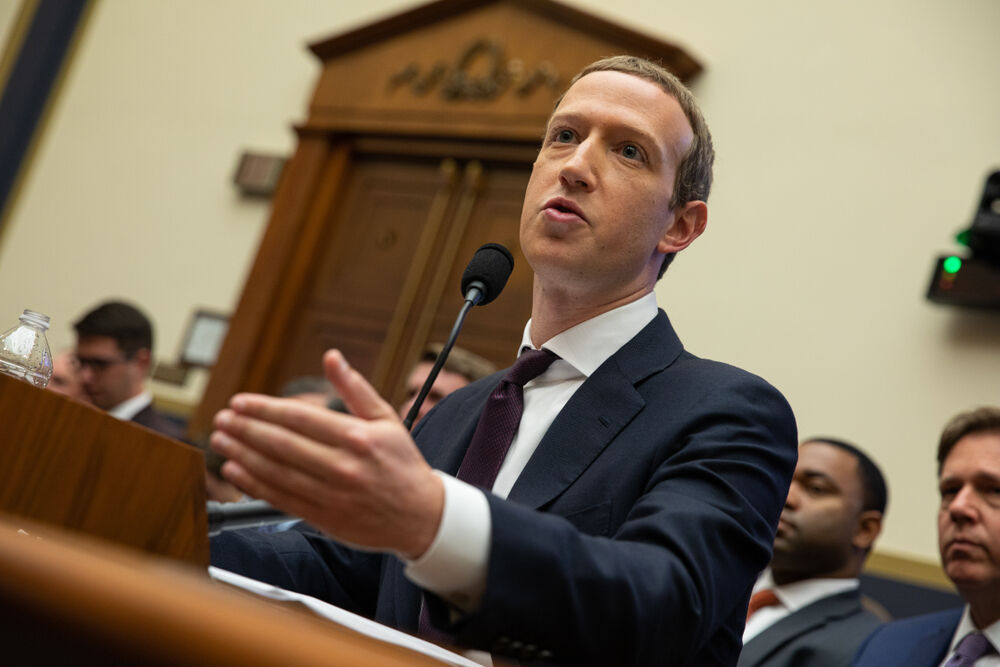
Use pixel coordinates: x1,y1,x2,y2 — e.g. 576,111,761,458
1,0,998,565
0,2,22,52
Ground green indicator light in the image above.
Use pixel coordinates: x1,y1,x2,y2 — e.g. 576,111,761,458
943,256,962,274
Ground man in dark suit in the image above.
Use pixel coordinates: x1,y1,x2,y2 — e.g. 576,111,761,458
209,55,797,666
739,438,888,667
853,407,1000,666
73,300,184,440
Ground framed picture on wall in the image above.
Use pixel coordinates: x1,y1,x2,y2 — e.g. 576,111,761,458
179,310,229,368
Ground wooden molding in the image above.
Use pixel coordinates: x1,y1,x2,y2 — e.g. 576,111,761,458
865,549,955,591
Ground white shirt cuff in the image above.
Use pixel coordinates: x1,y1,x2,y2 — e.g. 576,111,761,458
403,471,491,612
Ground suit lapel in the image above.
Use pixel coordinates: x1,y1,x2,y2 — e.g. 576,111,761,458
906,612,960,667
740,591,861,665
508,311,683,509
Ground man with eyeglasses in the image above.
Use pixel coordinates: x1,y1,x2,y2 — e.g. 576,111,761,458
73,300,184,441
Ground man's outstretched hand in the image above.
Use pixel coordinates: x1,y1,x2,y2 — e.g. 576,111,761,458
210,350,444,558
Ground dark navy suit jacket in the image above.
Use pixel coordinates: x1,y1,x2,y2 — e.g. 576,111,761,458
738,589,884,667
212,310,798,666
131,403,186,441
852,608,962,667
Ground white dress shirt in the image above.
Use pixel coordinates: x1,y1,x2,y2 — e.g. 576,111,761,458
404,292,659,612
743,569,861,643
108,390,153,421
938,607,1000,667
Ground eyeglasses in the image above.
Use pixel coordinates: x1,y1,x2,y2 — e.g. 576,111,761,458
74,355,128,372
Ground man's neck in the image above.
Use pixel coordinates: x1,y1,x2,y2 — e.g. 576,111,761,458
967,592,1000,629
529,280,653,347
771,566,859,587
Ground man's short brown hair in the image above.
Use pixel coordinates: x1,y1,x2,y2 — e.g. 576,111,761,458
937,406,1000,471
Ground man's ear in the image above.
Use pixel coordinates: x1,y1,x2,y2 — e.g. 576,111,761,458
132,348,152,374
657,200,708,254
852,510,883,551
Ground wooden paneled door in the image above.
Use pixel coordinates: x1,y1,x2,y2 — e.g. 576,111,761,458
266,139,536,408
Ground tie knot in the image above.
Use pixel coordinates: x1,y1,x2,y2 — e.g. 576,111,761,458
746,589,781,621
505,348,559,387
954,632,993,660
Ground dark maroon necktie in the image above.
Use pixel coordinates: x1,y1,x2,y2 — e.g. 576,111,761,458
418,347,558,642
454,347,559,489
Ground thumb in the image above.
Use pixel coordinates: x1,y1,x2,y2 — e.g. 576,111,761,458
323,349,397,422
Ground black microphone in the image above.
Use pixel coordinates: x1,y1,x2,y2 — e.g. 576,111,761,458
461,242,514,306
207,500,295,536
402,243,514,430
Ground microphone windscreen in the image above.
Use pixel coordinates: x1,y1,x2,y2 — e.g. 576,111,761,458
461,243,514,305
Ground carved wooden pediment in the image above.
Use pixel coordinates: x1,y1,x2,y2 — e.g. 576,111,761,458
305,0,701,141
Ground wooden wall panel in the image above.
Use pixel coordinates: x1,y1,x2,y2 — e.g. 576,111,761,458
273,153,464,394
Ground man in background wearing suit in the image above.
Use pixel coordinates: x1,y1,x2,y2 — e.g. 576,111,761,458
853,407,1000,666
73,300,184,440
209,56,797,666
740,438,887,666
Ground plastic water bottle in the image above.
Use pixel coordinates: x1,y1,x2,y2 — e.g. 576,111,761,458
0,309,53,388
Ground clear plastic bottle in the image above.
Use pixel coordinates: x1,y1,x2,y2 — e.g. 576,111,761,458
0,309,53,388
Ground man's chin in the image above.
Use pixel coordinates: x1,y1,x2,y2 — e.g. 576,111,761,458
944,560,991,589
88,396,112,411
768,545,798,572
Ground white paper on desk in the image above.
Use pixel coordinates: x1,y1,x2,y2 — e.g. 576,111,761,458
209,566,487,667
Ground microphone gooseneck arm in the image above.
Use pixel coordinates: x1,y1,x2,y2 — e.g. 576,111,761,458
402,243,513,431
402,298,475,431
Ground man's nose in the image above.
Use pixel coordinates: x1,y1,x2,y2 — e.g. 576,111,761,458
784,481,801,509
947,484,979,523
558,141,598,191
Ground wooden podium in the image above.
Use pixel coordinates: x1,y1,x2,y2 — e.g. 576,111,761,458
0,372,209,566
0,375,466,664
0,516,450,665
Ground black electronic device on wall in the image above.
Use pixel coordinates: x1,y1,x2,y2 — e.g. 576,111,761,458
927,170,1000,310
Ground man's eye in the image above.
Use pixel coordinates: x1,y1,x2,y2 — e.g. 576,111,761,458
621,144,642,160
555,129,574,143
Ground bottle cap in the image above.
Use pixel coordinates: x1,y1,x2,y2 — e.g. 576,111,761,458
19,310,51,331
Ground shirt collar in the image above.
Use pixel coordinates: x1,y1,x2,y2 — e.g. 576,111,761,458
518,292,659,378
950,606,1000,656
109,390,153,421
755,569,860,613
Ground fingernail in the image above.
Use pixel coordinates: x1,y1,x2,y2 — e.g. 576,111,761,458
221,460,242,483
210,431,231,454
214,410,232,428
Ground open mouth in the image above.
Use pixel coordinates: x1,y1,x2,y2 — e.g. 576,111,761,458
544,197,585,220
